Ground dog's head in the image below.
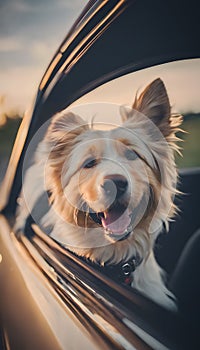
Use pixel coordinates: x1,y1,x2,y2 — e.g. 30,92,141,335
42,78,182,263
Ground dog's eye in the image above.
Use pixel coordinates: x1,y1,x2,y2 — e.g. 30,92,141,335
125,149,138,160
82,158,98,169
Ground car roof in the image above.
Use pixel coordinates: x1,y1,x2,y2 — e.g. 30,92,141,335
1,0,200,214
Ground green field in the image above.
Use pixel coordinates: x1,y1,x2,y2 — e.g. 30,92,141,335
0,117,21,158
176,114,200,168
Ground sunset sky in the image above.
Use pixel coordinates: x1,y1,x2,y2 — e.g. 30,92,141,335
0,0,84,119
0,0,200,124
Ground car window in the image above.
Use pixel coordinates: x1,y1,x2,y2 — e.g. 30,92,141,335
17,58,200,241
14,57,199,320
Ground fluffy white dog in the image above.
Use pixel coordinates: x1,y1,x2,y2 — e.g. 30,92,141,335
16,78,182,310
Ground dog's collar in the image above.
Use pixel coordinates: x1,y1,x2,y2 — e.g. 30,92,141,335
81,255,143,286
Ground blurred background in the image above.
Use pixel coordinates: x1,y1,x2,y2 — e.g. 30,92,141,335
0,0,84,182
0,1,200,184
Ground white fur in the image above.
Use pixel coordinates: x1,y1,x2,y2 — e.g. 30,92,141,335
16,79,182,311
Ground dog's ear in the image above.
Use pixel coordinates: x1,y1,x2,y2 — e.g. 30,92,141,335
122,78,179,137
46,111,89,142
40,112,89,199
120,105,133,123
41,111,89,168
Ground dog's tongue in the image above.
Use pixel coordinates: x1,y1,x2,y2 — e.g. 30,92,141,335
101,208,131,235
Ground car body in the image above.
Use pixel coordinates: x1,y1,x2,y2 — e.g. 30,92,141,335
0,0,200,349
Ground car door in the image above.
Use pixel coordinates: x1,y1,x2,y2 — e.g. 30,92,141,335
0,1,200,349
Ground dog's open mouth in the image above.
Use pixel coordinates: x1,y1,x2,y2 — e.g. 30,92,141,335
89,203,133,241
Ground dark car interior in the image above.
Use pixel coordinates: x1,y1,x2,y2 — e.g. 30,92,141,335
155,168,200,330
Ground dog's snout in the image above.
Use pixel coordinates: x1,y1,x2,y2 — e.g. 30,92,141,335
102,175,128,198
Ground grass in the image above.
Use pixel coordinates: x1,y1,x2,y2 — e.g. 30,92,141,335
0,117,21,159
176,115,200,168
0,113,199,169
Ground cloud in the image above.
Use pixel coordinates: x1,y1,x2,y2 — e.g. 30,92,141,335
8,0,34,13
0,0,85,17
0,0,85,114
0,37,24,53
29,40,55,61
0,1,85,68
0,0,85,41
0,65,44,114
0,0,86,122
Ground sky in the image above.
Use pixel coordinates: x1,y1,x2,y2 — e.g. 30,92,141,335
0,0,200,125
74,59,200,116
0,0,85,121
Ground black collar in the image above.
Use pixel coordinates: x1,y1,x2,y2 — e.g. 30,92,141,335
81,255,143,286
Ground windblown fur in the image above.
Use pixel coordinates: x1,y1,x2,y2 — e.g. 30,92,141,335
16,78,182,310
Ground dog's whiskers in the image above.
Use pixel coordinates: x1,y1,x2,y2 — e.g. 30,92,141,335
73,207,79,225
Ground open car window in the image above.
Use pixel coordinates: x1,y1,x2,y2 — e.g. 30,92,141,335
12,57,200,348
17,57,200,235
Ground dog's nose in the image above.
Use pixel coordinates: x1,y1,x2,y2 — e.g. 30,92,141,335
102,175,128,198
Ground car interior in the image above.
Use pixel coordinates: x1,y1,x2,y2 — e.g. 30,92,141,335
155,168,200,329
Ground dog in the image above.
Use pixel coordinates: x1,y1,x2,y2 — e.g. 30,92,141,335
16,78,182,310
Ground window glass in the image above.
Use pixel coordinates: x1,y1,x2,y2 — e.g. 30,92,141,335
15,58,200,312
18,58,200,236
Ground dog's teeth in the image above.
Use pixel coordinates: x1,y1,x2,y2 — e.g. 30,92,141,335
104,223,133,237
105,228,112,235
